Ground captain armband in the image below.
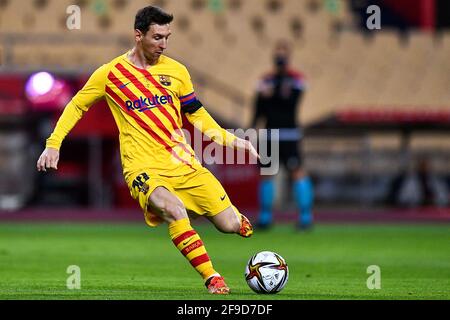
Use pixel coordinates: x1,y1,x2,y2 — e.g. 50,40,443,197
181,99,203,114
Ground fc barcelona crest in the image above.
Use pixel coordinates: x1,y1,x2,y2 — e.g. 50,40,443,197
159,75,171,86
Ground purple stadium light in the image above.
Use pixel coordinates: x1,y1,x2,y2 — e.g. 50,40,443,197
25,71,55,98
25,71,71,111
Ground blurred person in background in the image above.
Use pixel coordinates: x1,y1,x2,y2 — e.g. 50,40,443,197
391,157,449,208
252,40,314,231
36,5,259,295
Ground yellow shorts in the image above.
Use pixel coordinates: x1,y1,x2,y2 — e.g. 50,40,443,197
128,167,233,227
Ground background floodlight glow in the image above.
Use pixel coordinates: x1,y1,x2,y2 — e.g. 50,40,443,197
24,71,72,111
26,72,55,97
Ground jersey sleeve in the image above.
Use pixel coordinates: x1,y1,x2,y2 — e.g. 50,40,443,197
185,107,237,147
46,64,109,150
292,71,307,91
251,76,271,127
178,65,236,147
178,65,202,114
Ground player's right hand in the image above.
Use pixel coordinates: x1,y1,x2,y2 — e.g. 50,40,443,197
36,147,60,172
232,137,260,161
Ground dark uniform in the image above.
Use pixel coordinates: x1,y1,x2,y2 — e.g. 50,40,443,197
252,69,306,170
252,59,313,230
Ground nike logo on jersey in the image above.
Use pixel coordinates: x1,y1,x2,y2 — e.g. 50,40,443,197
119,82,131,89
220,195,226,201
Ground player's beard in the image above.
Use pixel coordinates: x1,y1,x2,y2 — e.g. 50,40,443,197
144,51,161,65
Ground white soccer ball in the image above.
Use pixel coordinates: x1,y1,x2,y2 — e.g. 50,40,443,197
244,251,289,294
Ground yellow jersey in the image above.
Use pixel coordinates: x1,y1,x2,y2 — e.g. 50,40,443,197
46,52,236,183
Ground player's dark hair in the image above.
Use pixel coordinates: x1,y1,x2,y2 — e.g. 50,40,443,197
134,6,173,34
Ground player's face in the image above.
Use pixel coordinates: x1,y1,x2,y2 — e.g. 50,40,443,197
273,44,291,71
137,24,171,63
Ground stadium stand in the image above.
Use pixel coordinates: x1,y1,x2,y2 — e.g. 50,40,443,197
1,0,448,125
0,0,448,209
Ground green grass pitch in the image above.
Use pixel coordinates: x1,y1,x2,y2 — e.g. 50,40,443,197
0,222,449,300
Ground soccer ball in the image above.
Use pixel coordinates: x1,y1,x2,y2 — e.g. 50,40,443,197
244,251,289,294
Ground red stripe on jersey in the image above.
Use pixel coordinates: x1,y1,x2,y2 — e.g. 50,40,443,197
115,63,194,157
181,240,204,256
105,84,194,170
115,63,180,132
129,65,182,122
172,230,197,246
108,72,173,140
190,253,211,267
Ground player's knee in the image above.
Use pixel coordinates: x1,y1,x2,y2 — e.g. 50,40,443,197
149,188,187,221
164,201,187,220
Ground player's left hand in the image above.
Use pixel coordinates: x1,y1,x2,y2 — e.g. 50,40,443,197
232,137,260,161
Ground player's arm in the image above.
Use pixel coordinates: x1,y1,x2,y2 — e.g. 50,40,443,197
251,91,267,129
36,64,108,172
184,104,259,160
251,93,266,128
292,74,307,127
251,78,270,128
178,66,259,160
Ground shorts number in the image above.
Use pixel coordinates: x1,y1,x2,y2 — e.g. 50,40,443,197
132,173,150,194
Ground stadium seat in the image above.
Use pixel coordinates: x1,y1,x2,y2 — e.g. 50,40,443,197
0,1,449,127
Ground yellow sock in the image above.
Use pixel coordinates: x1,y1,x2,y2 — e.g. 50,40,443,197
169,218,217,280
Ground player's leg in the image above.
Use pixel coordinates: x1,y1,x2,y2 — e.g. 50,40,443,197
148,187,229,294
256,137,276,229
290,140,314,229
256,176,276,229
176,168,253,238
129,173,229,294
207,204,253,238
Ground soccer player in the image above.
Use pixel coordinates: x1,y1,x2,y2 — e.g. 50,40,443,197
252,40,314,230
36,6,258,295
